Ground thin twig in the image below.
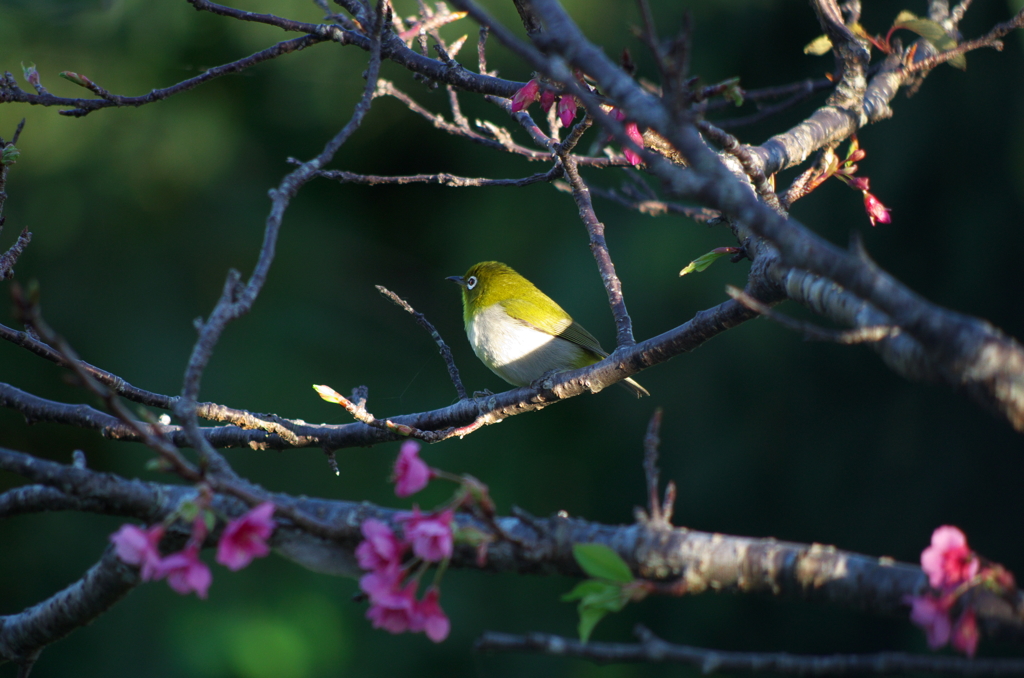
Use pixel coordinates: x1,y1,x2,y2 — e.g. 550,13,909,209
0,36,328,117
309,166,562,187
558,152,636,347
375,285,468,400
475,626,1024,674
903,6,1024,74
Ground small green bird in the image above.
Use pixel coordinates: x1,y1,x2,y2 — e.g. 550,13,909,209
447,261,649,397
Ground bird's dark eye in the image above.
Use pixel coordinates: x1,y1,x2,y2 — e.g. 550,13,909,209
467,276,478,290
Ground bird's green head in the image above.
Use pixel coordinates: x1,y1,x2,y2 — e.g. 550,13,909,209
446,261,526,314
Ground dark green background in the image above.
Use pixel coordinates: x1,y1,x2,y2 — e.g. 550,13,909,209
2,0,1023,675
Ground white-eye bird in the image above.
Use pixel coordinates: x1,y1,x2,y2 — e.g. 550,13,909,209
447,261,649,397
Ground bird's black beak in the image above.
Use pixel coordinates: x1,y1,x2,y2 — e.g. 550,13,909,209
446,275,467,287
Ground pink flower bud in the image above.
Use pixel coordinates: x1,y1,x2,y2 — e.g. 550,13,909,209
414,588,450,642
539,89,557,112
557,95,577,127
951,609,979,657
510,79,540,113
863,191,891,227
624,122,644,166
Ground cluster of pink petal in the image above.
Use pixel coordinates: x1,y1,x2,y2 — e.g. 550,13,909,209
393,440,432,497
509,79,578,128
356,518,451,642
905,526,981,657
110,502,276,600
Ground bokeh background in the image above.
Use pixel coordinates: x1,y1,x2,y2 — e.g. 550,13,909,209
2,0,1024,675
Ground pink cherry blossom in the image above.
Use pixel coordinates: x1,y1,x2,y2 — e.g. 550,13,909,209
158,544,212,599
921,525,977,590
415,588,450,642
557,94,577,128
110,524,166,581
906,594,952,649
393,440,431,498
864,191,891,227
365,578,420,634
510,79,540,113
397,508,454,562
356,519,405,571
216,502,275,571
951,609,979,658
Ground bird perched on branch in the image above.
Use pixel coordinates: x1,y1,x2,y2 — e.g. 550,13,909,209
447,261,649,397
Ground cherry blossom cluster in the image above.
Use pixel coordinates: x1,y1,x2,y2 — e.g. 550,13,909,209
508,77,644,167
356,441,455,642
356,440,499,643
904,525,1017,657
110,501,276,599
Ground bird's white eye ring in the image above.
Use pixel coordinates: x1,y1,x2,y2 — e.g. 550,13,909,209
467,276,478,290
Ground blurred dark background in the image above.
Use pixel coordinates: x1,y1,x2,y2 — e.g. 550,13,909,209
2,0,1023,675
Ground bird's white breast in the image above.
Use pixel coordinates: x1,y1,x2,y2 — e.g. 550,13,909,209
467,304,583,386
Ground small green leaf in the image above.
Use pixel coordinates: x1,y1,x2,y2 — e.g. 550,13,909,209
1,145,20,166
578,606,606,643
561,579,608,602
572,543,634,583
803,33,832,55
893,12,966,70
679,247,739,276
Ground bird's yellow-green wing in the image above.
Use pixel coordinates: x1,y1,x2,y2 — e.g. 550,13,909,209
500,297,607,357
555,320,608,358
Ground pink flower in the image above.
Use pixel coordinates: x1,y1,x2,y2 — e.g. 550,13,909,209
393,440,431,497
921,526,977,590
216,502,276,571
906,594,952,649
624,122,644,166
952,609,979,658
366,578,420,634
864,191,891,227
158,544,212,599
539,89,557,112
360,564,404,601
110,524,166,581
510,79,540,113
557,94,577,128
356,519,406,571
415,588,450,642
397,508,454,563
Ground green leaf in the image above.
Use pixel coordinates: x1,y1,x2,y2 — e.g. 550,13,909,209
803,33,832,55
561,579,608,602
679,247,739,276
893,12,966,70
572,543,633,583
1,145,20,166
578,606,606,644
